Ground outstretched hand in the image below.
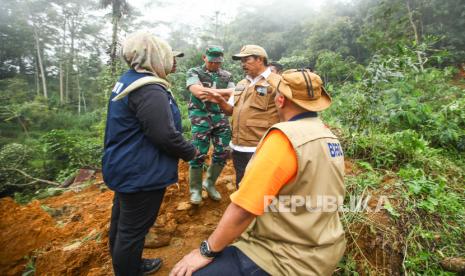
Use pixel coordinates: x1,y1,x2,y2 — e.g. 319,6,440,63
169,249,212,276
204,90,224,104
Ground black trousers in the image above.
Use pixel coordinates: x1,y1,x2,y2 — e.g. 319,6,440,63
109,188,166,276
232,150,254,187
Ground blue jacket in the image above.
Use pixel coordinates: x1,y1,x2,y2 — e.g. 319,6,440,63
102,70,194,193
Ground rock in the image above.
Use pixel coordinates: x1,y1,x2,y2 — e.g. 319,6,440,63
60,175,76,188
201,190,208,199
70,214,82,222
144,231,172,248
72,169,96,185
99,185,108,192
170,237,184,248
42,204,72,218
226,182,236,192
177,202,191,211
440,257,465,273
63,241,82,251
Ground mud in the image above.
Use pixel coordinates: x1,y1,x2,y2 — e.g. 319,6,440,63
0,160,403,275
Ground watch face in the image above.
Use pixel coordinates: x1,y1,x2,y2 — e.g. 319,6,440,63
200,241,208,254
200,240,211,258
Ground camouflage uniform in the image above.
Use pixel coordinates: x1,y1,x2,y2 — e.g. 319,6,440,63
186,65,234,168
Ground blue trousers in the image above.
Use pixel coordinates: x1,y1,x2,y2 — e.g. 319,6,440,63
194,246,270,276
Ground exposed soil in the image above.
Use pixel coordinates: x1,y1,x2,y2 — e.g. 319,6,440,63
0,160,404,275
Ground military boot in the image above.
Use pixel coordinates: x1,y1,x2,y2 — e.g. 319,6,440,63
202,163,224,201
189,167,203,204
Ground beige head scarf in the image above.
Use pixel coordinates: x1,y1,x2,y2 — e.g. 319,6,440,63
121,31,173,80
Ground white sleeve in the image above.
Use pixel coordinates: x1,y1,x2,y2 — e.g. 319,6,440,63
227,81,236,89
227,93,235,106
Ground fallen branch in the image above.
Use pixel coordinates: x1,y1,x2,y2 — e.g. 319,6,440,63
4,180,38,187
1,168,60,186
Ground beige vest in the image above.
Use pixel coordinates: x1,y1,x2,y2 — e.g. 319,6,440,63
231,72,281,147
234,117,346,276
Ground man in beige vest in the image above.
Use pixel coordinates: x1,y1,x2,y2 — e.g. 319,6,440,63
208,45,281,187
171,69,346,276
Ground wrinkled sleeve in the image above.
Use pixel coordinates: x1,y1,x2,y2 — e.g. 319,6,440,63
128,84,196,161
186,68,201,88
227,81,236,89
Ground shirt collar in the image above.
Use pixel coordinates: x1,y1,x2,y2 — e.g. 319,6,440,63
289,111,318,121
246,67,271,83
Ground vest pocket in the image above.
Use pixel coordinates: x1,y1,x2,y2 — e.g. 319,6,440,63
250,90,271,111
243,119,270,142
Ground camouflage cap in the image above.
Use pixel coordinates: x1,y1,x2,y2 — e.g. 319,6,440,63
232,45,268,60
205,45,224,63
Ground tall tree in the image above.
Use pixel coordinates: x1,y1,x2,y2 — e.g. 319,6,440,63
405,0,424,71
99,0,131,76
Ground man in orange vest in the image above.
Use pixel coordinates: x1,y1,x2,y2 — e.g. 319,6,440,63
171,69,346,276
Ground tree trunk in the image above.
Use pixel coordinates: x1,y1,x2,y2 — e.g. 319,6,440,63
59,19,67,105
69,17,77,106
406,0,424,71
60,64,64,104
34,56,40,96
110,15,119,76
78,58,87,113
65,64,69,103
77,61,81,115
77,84,81,115
17,117,29,138
33,25,48,98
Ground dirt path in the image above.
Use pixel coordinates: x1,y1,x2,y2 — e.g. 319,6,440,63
0,161,234,275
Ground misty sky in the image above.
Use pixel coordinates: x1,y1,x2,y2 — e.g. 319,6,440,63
130,0,322,39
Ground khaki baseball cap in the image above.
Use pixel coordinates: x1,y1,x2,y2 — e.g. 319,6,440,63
274,69,332,112
232,45,268,60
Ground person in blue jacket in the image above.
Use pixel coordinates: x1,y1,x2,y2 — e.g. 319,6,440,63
102,31,196,276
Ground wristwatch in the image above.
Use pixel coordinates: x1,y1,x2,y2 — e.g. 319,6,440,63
199,240,221,259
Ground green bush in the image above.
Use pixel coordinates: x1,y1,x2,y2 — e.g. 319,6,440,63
41,129,102,180
0,143,37,196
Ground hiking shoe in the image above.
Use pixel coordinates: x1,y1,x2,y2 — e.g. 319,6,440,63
141,258,163,275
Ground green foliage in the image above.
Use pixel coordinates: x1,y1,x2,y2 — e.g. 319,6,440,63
395,164,464,274
40,129,102,180
1,0,464,274
278,55,310,70
326,46,465,152
315,51,365,84
322,33,464,274
0,143,34,194
22,255,35,276
346,130,429,169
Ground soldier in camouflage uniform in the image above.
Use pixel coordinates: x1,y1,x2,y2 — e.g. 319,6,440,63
186,46,235,204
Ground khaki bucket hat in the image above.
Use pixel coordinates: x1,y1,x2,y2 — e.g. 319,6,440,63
274,69,332,112
173,51,184,57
